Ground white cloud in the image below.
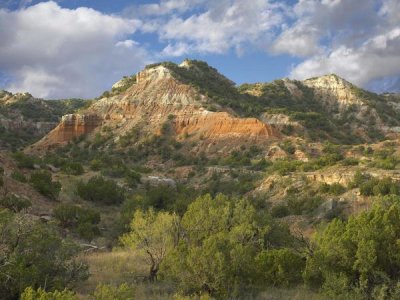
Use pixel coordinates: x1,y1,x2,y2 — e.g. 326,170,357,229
155,0,285,55
290,28,400,87
161,42,191,57
270,21,321,57
0,1,150,98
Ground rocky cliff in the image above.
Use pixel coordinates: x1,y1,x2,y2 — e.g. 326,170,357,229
31,61,279,152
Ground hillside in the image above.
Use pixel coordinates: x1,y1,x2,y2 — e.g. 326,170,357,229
1,60,400,299
0,90,90,149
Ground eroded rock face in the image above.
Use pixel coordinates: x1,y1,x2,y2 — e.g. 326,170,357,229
31,62,280,151
37,114,102,147
303,74,363,111
175,111,278,139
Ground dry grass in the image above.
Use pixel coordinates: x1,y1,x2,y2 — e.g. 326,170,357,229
76,249,326,300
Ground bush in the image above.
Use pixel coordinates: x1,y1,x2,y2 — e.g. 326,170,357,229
61,162,84,175
11,170,27,182
77,176,125,205
160,194,295,298
319,183,346,195
304,197,400,297
12,152,36,169
30,171,61,199
256,249,305,287
92,283,135,300
53,204,100,241
287,195,323,215
0,211,88,299
271,204,290,218
359,177,400,196
125,170,141,188
0,194,31,213
21,287,77,300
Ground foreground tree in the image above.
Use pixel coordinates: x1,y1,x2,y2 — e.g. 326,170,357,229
121,208,179,282
160,194,298,298
304,195,400,298
0,210,88,299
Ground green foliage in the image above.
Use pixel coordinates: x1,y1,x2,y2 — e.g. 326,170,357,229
0,194,31,212
160,194,295,298
359,177,400,197
53,204,100,241
21,287,77,300
12,152,36,169
280,140,296,155
11,170,27,182
77,176,125,205
125,170,141,188
0,210,88,299
92,283,135,300
271,160,303,176
121,208,178,281
286,195,324,215
319,183,346,196
256,249,305,287
270,204,290,218
30,170,61,199
304,197,400,298
204,172,260,197
61,161,84,175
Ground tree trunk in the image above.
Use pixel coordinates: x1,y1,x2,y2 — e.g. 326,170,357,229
149,263,158,282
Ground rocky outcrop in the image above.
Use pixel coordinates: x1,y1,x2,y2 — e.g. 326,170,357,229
303,74,363,111
175,111,278,139
34,114,102,148
31,61,280,151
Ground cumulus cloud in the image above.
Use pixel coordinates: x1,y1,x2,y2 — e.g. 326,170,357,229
290,28,400,85
0,1,150,98
147,0,286,55
270,21,321,57
275,0,400,92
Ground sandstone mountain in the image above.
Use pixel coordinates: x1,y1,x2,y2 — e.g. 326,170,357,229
30,60,400,154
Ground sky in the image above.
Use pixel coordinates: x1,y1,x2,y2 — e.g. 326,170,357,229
0,0,399,99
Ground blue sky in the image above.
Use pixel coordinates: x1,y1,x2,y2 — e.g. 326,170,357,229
0,0,399,99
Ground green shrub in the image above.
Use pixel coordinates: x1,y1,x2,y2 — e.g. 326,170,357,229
256,249,305,287
61,162,84,175
160,194,294,298
280,140,296,154
270,204,290,218
92,283,135,300
53,204,100,241
77,176,125,205
287,195,323,215
11,170,27,182
12,152,36,169
125,170,141,188
0,194,31,212
341,158,359,166
30,171,61,199
21,287,77,300
319,183,346,195
359,177,400,196
0,211,88,299
304,197,400,297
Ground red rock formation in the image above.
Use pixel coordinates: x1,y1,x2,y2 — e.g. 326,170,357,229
34,114,102,148
175,112,278,139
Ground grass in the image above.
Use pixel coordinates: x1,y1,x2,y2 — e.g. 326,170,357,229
76,249,176,299
76,250,327,300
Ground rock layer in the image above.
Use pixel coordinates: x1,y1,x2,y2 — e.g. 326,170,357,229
175,112,277,139
35,114,102,148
